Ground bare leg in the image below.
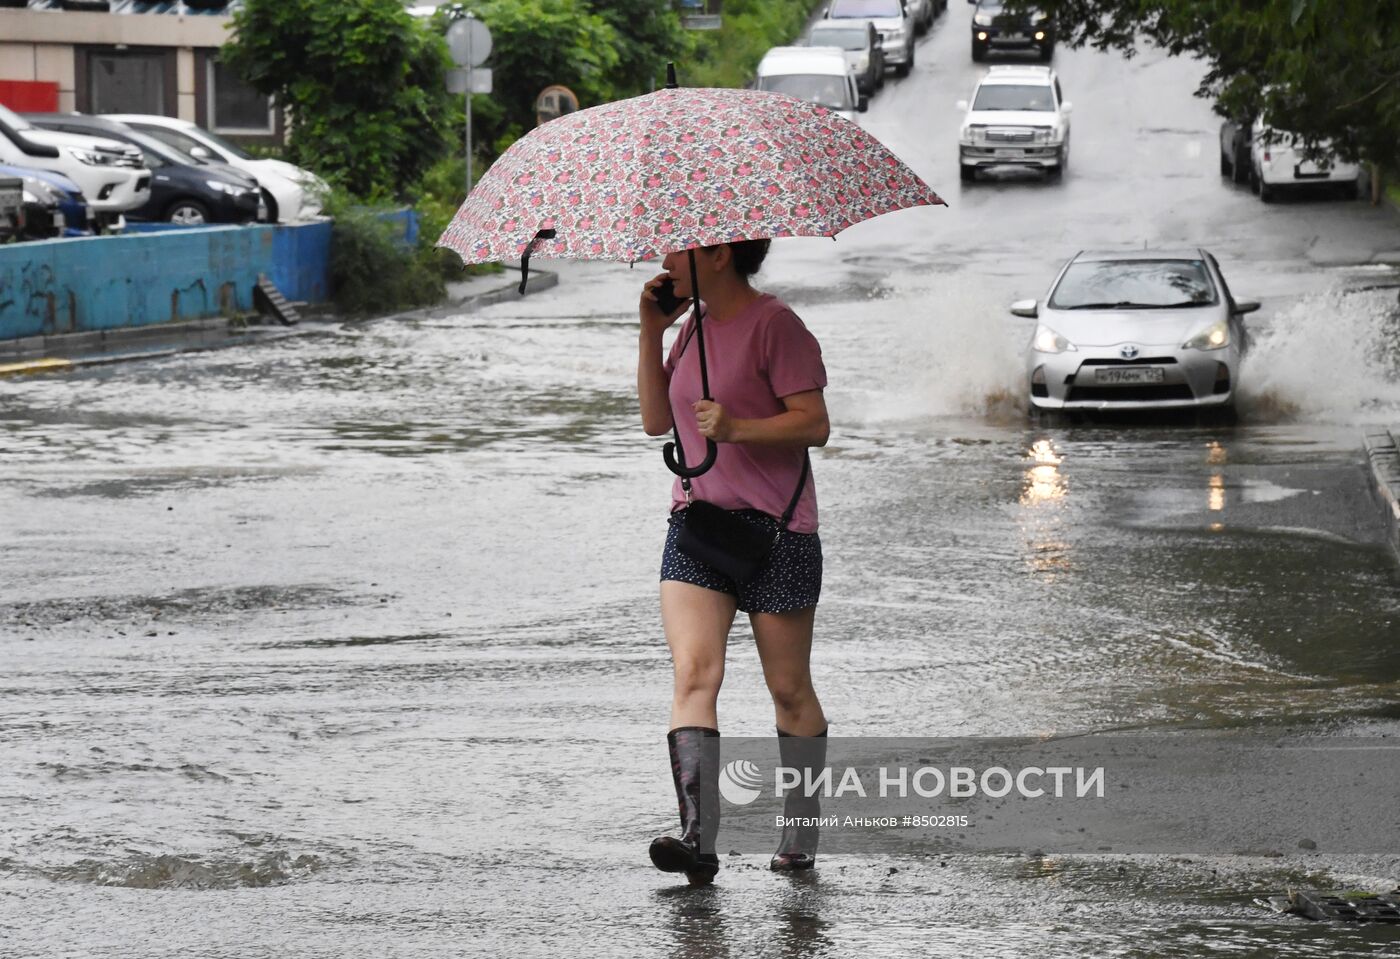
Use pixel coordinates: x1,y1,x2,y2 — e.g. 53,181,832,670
751,606,826,735
661,580,737,729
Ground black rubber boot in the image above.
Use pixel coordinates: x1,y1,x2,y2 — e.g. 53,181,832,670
649,726,721,885
771,726,828,872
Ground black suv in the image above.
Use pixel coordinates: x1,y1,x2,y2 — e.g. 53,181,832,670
969,0,1055,62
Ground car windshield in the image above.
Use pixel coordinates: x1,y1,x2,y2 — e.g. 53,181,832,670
121,128,199,166
811,27,869,49
757,74,854,110
134,123,252,162
829,0,902,18
1049,260,1219,310
197,127,253,161
972,84,1054,112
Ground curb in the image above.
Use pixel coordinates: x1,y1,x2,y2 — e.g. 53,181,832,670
1362,429,1400,559
0,320,312,376
456,268,559,310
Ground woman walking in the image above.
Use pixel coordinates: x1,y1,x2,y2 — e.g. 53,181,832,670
636,239,830,885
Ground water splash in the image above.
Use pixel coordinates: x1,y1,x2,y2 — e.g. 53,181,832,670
1240,287,1400,424
833,275,1028,425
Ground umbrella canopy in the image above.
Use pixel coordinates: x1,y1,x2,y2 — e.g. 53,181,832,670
437,85,943,266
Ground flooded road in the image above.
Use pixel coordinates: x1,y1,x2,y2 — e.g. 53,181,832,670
5,8,1400,958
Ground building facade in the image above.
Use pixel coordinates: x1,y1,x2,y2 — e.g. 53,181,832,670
0,0,279,143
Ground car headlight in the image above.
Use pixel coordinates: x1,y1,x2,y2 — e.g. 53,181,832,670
973,12,992,25
206,179,247,195
886,28,905,41
68,148,115,166
1033,324,1076,354
1183,318,1230,351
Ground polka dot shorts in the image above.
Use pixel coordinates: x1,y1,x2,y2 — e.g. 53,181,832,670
660,508,822,614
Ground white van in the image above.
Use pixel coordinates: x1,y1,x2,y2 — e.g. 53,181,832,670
0,103,149,232
1248,115,1360,202
755,47,867,120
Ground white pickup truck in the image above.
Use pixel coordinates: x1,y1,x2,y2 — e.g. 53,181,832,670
0,103,149,232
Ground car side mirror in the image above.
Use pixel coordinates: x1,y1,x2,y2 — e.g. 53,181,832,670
189,145,213,160
1010,299,1039,318
1061,101,1073,115
858,95,869,113
956,99,968,111
1233,300,1260,315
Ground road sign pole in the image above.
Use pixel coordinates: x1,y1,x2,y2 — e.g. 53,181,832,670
465,14,474,197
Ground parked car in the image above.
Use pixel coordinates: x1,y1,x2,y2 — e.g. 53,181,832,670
0,102,149,233
17,178,65,240
1015,249,1258,413
0,175,21,242
25,113,262,224
755,46,868,119
826,0,916,78
906,0,940,35
969,0,1055,62
102,113,325,223
808,20,885,94
1248,115,1360,202
1,165,94,236
958,65,1071,181
1218,117,1251,184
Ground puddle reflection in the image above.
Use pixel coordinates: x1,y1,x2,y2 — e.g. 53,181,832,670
1019,438,1071,578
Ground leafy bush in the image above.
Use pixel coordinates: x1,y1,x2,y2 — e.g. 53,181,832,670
322,191,447,315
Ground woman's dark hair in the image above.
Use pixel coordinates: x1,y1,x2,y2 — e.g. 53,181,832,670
705,238,771,279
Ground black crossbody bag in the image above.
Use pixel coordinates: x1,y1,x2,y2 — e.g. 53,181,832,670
667,318,811,582
675,457,810,582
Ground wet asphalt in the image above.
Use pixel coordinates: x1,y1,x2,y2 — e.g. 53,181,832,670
3,5,1400,957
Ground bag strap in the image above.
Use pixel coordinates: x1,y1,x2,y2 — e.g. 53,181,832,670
778,453,811,532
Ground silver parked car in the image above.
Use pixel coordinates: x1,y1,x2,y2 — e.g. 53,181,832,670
1015,249,1259,412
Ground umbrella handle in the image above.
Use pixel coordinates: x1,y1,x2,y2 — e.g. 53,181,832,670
663,438,717,478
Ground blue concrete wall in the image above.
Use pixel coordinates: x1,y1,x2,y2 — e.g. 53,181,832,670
0,221,333,341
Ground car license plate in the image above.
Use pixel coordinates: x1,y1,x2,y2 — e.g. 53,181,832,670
995,148,1022,158
1001,32,1025,40
1094,367,1166,385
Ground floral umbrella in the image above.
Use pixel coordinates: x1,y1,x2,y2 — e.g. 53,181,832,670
438,77,944,476
438,85,942,266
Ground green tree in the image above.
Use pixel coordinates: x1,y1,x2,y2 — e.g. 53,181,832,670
465,0,622,145
583,0,691,96
687,0,827,89
223,0,454,197
1035,0,1400,172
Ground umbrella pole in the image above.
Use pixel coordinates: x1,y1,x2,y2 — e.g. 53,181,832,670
688,247,711,401
661,248,718,479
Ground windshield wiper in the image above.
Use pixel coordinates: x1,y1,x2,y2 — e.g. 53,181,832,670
1064,301,1150,310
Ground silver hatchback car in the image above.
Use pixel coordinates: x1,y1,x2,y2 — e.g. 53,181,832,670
1016,250,1259,411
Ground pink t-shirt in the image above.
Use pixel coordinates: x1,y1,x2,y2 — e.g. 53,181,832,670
663,293,827,533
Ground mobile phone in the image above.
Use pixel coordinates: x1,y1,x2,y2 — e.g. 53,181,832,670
653,277,690,316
